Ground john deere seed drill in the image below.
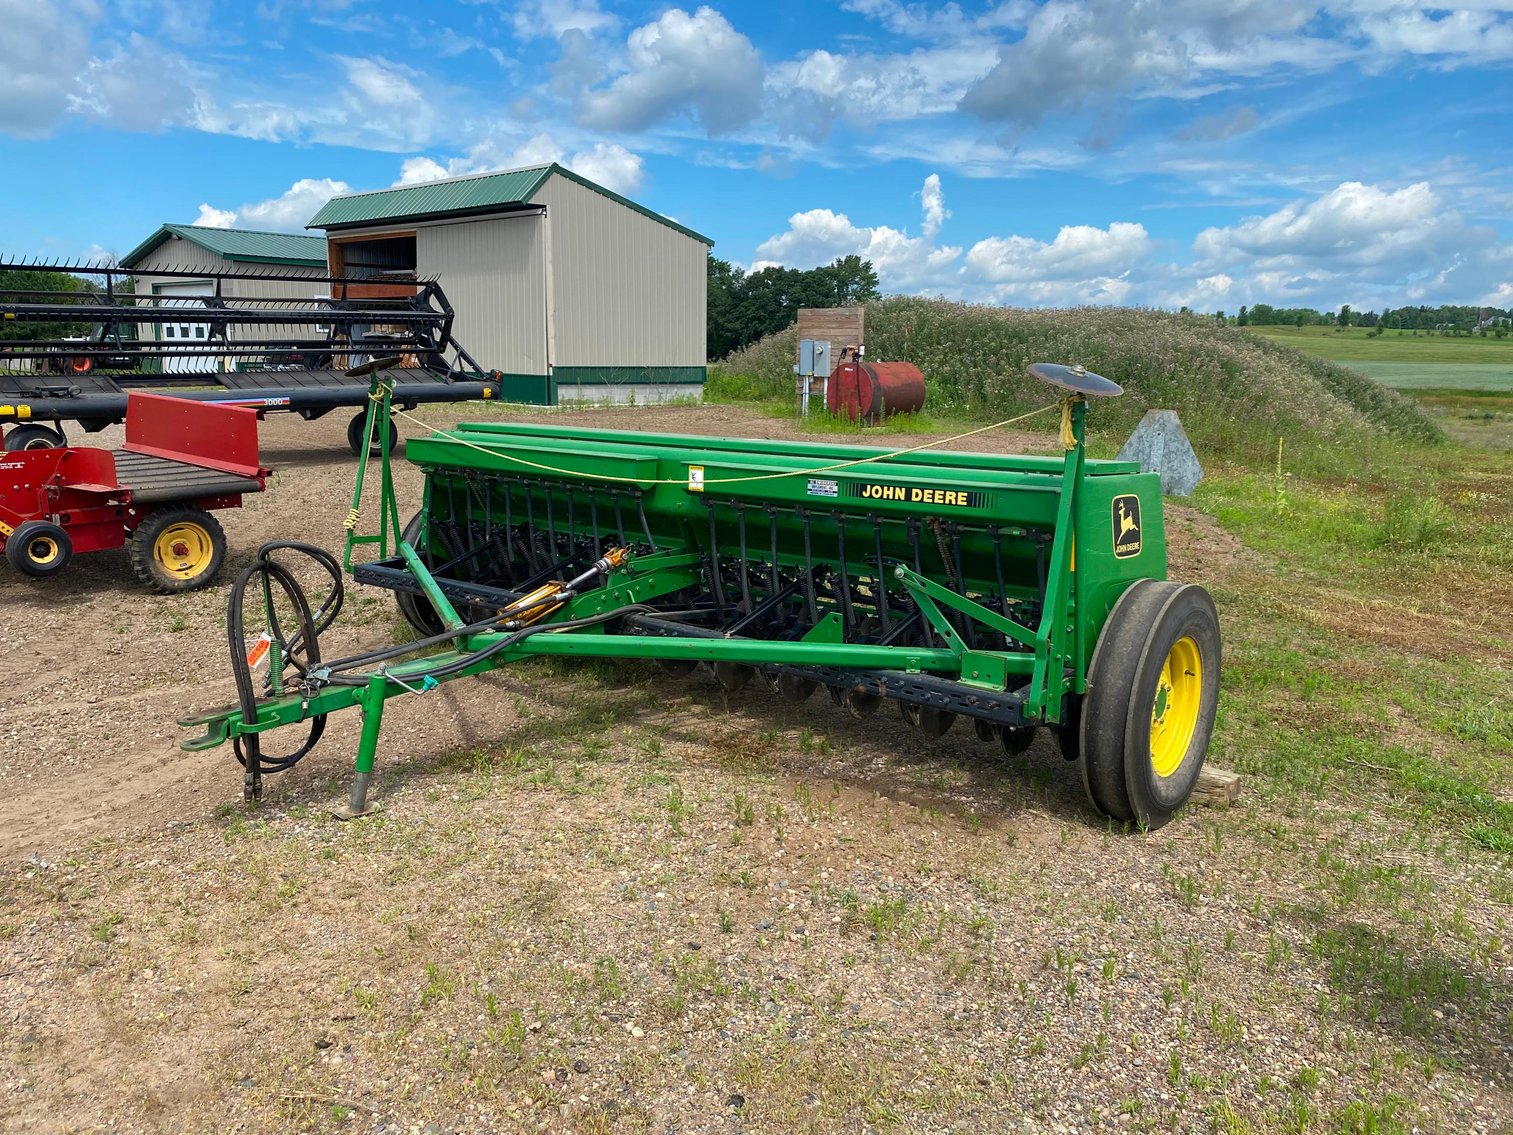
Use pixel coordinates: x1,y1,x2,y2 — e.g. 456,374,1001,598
183,364,1221,829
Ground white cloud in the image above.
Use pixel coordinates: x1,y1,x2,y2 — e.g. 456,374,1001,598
0,0,96,139
331,56,436,150
194,203,237,228
577,7,762,136
841,0,1032,42
1192,180,1455,270
392,135,644,195
1359,7,1513,61
198,177,351,232
755,206,963,292
513,0,617,40
959,0,1331,125
771,44,998,142
566,142,644,195
920,174,949,239
395,157,450,186
1482,282,1513,307
964,222,1153,283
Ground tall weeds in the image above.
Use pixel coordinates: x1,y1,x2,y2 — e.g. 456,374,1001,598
714,299,1442,472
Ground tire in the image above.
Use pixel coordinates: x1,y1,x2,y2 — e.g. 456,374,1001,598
348,411,399,457
1079,580,1220,828
6,520,72,577
129,506,227,593
3,424,66,451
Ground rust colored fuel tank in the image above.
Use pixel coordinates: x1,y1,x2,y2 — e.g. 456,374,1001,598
825,361,926,421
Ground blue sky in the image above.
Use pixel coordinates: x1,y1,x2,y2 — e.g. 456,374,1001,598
2,0,1510,313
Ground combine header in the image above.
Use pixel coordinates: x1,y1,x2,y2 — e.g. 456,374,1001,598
182,364,1221,829
0,262,497,454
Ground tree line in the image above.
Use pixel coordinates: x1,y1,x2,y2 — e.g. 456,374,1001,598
707,255,880,360
1205,303,1512,335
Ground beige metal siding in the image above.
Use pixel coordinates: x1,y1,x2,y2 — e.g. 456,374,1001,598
417,215,546,374
531,175,706,367
129,236,329,367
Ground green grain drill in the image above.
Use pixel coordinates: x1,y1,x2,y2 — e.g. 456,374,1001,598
183,364,1221,828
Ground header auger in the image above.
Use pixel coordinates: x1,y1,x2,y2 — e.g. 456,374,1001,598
182,365,1221,830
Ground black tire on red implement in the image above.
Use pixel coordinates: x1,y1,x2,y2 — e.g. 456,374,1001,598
6,520,73,577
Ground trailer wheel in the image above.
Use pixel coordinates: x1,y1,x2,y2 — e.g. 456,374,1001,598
1080,580,1220,829
6,521,73,577
130,506,227,593
3,424,66,451
348,411,399,456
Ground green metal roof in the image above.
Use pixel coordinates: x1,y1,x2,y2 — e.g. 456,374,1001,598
121,224,328,268
307,163,713,246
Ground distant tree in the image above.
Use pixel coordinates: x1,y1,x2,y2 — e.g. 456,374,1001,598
0,268,91,343
1237,305,1249,326
1214,310,1226,322
706,253,880,360
1337,304,1353,327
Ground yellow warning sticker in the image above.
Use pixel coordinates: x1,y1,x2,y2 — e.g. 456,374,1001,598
688,465,705,492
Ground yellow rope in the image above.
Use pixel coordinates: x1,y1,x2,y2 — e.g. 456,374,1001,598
343,507,361,531
376,396,1068,488
1059,397,1078,450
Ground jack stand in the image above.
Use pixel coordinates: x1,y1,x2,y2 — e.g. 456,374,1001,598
330,673,386,820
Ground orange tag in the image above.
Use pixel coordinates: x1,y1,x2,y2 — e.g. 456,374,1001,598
246,633,272,670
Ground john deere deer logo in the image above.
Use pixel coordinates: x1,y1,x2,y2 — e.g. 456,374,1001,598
1112,494,1142,559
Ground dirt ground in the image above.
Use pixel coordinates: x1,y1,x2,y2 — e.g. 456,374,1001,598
0,403,1506,1135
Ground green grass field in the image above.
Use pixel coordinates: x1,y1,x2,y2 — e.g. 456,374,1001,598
1321,361,1513,390
1252,324,1513,366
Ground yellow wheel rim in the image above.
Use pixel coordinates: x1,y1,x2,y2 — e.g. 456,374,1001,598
28,536,61,566
1150,635,1202,778
153,522,214,579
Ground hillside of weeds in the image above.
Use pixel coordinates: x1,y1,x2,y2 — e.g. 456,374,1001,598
711,298,1441,472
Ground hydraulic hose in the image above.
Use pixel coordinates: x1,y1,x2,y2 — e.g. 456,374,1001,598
227,542,344,780
223,539,646,792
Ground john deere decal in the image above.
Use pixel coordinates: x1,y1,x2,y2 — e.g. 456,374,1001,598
849,482,986,508
1112,494,1142,559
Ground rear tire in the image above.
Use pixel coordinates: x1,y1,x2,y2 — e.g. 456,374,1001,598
129,506,226,592
348,411,399,456
4,424,65,451
6,520,72,577
1079,580,1220,828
